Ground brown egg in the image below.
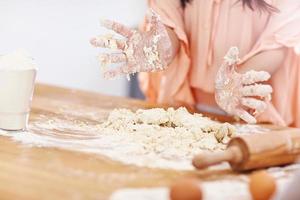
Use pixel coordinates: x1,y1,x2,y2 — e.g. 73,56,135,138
249,170,277,200
169,178,202,200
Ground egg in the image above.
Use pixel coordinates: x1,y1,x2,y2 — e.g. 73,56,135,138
169,178,202,200
249,170,277,200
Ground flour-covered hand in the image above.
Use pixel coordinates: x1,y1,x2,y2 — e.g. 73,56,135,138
215,47,273,124
90,9,173,79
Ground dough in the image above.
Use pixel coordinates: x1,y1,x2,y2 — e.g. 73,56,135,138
100,107,236,154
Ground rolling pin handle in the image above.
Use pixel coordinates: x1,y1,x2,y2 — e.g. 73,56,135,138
192,146,243,169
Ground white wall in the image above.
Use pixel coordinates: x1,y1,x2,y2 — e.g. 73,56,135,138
0,0,147,96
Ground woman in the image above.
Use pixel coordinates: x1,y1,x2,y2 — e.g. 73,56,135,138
90,0,300,126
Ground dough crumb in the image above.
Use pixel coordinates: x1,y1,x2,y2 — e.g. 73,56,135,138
100,107,237,154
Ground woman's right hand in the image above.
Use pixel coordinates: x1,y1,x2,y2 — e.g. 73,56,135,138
90,9,173,79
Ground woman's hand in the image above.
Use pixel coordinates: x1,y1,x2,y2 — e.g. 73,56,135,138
215,47,273,124
90,9,173,79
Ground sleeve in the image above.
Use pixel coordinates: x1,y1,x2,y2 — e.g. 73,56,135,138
139,0,194,106
243,0,300,126
148,0,189,48
240,0,300,63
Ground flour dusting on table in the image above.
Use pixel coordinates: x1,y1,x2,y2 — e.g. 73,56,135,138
0,106,297,200
109,176,295,200
110,164,300,200
0,107,268,170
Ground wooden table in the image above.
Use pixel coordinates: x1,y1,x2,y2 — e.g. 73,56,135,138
0,84,292,200
0,84,191,200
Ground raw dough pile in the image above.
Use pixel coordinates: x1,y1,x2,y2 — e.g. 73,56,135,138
0,107,269,169
99,107,236,158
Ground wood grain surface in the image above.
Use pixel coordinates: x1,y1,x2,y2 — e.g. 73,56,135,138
0,84,294,200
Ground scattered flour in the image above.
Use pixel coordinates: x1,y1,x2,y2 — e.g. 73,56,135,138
109,176,296,200
110,179,251,200
0,107,269,170
233,124,270,134
0,106,297,200
109,165,300,200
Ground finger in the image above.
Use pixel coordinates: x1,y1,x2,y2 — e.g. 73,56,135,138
215,62,237,89
103,65,129,79
240,84,273,98
224,47,240,65
98,53,126,64
242,70,271,85
235,109,257,124
90,36,126,50
145,8,160,25
265,94,272,101
216,47,239,83
241,97,267,114
100,19,133,38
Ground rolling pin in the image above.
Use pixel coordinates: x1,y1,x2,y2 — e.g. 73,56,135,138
192,129,300,171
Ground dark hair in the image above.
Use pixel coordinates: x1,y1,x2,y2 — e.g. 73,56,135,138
180,0,278,12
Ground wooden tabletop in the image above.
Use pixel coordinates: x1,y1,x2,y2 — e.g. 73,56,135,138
0,84,293,200
0,84,194,200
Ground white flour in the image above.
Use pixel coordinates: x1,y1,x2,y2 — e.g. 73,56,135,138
0,49,36,70
110,164,300,200
0,107,270,170
110,180,252,200
0,107,298,200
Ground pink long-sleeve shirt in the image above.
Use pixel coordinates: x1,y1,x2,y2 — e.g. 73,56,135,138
139,0,300,126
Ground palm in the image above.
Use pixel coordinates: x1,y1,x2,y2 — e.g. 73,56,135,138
215,66,242,114
215,47,272,124
90,9,172,79
125,29,161,72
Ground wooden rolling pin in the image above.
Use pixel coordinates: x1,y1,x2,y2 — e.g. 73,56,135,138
193,129,300,171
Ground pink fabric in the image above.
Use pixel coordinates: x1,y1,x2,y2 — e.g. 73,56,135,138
139,0,300,126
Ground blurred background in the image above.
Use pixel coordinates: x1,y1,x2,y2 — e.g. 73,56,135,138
0,0,147,98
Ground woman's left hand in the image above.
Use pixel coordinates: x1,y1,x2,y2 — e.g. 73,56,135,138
215,47,273,124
